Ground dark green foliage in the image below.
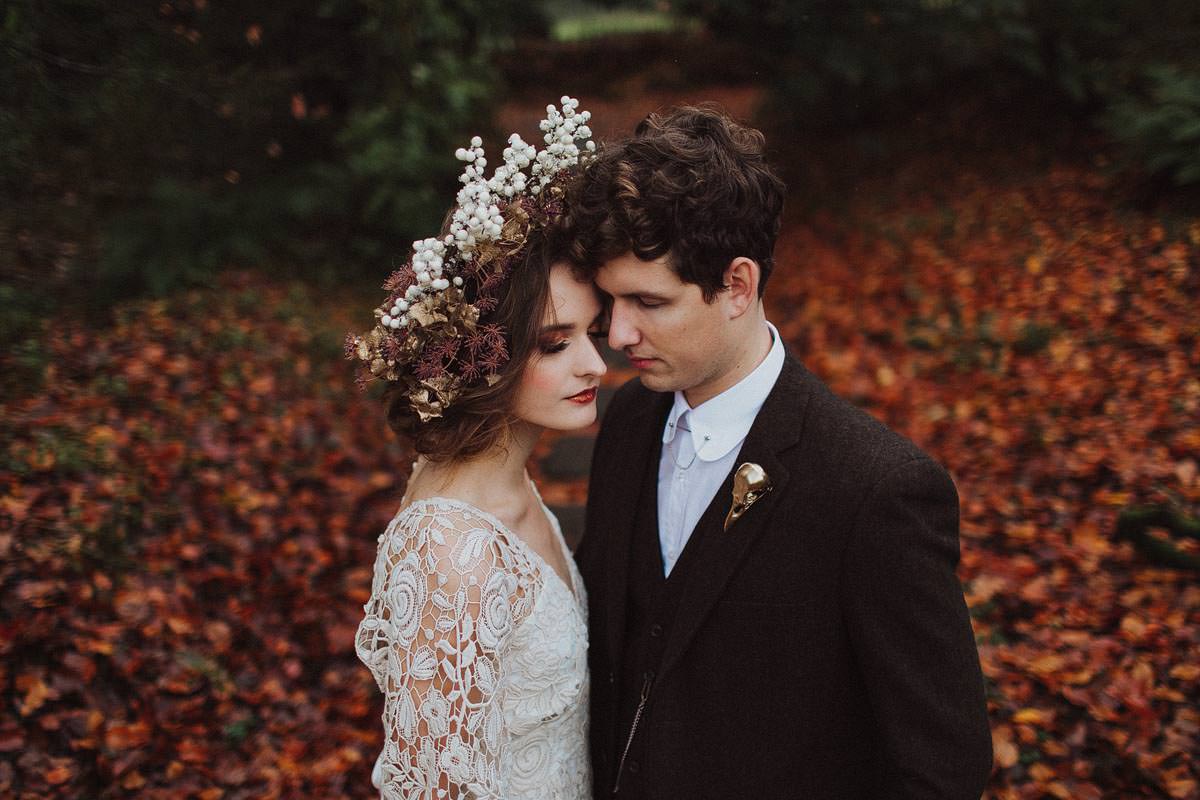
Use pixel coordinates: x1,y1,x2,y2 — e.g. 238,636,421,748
667,0,1027,125
668,0,1200,185
0,0,540,348
990,1,1200,188
1116,504,1200,571
1103,65,1200,185
1012,321,1054,356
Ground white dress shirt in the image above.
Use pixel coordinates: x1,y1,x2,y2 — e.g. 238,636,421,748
656,321,786,575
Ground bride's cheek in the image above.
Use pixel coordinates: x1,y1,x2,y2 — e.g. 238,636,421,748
540,362,566,398
519,362,559,407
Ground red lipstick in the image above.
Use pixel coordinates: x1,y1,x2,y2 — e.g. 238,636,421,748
567,387,597,404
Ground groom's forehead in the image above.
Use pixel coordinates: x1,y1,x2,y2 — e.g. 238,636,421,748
595,254,683,291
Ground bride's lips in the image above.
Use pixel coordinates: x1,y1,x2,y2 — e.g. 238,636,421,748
567,387,597,404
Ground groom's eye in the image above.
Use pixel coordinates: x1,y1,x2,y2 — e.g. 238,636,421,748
636,297,663,308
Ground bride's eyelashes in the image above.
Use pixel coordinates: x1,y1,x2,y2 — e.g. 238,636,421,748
542,331,605,354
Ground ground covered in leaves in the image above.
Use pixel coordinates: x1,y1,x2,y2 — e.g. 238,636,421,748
771,161,1200,799
3,158,1199,798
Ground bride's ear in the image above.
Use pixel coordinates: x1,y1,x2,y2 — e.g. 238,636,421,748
721,257,761,318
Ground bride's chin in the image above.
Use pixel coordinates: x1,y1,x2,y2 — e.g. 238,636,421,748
510,405,598,435
543,406,598,432
553,410,598,432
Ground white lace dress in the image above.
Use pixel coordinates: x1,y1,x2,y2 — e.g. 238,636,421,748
356,494,591,800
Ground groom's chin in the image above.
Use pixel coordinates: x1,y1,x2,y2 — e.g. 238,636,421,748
634,372,675,393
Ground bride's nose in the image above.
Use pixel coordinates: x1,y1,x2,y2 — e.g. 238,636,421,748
578,335,607,378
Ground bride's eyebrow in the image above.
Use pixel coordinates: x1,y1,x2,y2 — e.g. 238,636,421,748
539,322,575,336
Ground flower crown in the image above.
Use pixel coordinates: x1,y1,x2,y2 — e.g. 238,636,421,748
345,97,595,422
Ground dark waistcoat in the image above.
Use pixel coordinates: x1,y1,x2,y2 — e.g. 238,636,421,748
612,458,707,798
612,436,737,798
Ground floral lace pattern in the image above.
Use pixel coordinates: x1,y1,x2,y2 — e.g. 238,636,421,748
356,497,590,799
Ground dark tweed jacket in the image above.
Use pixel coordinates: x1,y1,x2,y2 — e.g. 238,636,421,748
577,354,993,799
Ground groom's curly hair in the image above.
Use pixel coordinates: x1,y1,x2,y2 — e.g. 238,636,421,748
558,104,786,301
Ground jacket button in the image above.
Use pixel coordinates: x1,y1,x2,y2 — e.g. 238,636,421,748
649,623,663,638
607,671,615,684
627,760,640,774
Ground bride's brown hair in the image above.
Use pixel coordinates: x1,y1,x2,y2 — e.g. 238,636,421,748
382,230,560,463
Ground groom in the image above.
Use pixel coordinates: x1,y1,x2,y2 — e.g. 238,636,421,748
561,106,993,798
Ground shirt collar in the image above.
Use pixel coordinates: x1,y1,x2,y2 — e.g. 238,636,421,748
661,321,786,461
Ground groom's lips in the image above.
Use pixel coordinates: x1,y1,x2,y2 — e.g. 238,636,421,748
628,355,657,369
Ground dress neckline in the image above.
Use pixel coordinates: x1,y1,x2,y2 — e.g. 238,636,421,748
400,488,580,602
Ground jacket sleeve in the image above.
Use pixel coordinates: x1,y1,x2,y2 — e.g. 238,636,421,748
841,457,993,799
356,506,530,799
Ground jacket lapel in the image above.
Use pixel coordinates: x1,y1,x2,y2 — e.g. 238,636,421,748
602,386,672,669
657,355,816,679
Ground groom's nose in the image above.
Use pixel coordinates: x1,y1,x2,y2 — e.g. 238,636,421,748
606,302,640,350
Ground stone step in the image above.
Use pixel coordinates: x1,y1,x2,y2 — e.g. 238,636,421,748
540,435,596,481
549,504,586,551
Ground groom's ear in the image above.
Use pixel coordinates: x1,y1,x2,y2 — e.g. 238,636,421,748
722,257,761,318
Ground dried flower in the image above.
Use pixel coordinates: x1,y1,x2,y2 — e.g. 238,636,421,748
346,97,595,420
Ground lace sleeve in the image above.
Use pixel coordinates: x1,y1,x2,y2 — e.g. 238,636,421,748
356,503,533,799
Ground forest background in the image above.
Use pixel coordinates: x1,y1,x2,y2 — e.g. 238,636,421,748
2,0,1199,797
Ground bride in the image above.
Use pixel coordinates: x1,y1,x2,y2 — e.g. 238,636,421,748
346,98,603,799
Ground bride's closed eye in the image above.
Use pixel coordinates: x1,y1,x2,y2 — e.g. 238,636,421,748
540,338,570,355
